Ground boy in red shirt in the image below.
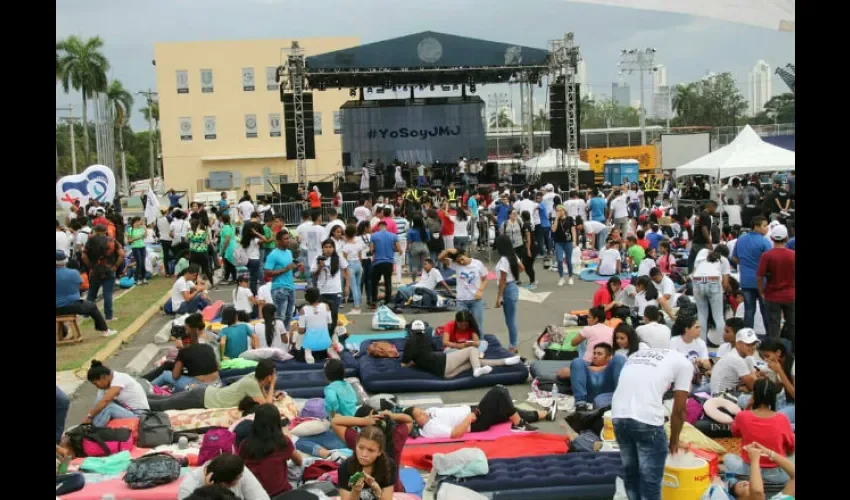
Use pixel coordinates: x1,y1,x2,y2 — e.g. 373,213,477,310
756,225,795,347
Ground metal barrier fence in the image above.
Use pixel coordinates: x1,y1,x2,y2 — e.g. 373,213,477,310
271,201,356,226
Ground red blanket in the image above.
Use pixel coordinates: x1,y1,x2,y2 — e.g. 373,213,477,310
400,433,569,470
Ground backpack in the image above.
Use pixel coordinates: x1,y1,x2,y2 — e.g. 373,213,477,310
137,411,174,448
123,452,182,489
234,245,249,266
299,398,328,419
197,428,236,465
67,425,134,457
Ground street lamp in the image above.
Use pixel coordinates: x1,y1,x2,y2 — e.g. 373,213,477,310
619,48,656,145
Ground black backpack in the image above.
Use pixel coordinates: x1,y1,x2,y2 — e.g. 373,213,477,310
123,452,182,489
137,411,174,448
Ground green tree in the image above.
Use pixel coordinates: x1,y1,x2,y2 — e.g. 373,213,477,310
746,92,795,125
580,96,639,129
489,108,514,129
106,80,134,188
671,73,747,127
57,35,110,164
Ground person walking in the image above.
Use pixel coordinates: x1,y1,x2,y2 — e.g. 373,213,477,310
552,205,577,287
757,225,795,350
733,216,772,333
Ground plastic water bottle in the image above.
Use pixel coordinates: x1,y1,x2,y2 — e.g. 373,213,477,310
551,384,559,413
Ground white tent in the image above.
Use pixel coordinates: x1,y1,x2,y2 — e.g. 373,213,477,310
524,148,590,173
674,125,795,179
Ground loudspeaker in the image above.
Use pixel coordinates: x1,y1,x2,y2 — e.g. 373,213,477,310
342,152,351,167
309,182,334,197
549,83,582,150
282,92,316,160
279,183,301,200
578,170,596,189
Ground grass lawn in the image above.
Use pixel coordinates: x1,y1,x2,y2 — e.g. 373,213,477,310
55,278,172,372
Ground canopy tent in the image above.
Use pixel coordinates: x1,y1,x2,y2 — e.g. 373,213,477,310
523,148,590,173
674,125,795,179
568,0,794,32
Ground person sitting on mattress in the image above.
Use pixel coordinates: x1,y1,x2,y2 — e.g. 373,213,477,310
404,384,553,437
593,276,624,320
178,453,270,500
151,313,220,392
736,339,795,426
556,307,613,380
238,403,303,498
338,426,397,500
670,314,712,393
294,287,338,364
83,360,150,426
323,358,358,417
148,359,281,411
441,310,488,356
252,304,289,351
710,328,761,396
391,258,453,307
568,343,626,412
332,406,413,492
220,306,260,360
614,323,649,358
400,320,521,379
596,238,622,277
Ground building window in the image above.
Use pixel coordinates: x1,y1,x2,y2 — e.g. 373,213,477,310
242,68,255,91
246,176,263,185
314,112,322,135
176,70,189,94
204,116,217,140
266,67,278,91
333,111,342,134
269,113,282,137
245,114,258,138
200,69,214,93
179,117,192,141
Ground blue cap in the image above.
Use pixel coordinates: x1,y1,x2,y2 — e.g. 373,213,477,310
56,249,68,261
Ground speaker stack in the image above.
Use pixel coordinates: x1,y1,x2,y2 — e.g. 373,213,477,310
282,92,316,160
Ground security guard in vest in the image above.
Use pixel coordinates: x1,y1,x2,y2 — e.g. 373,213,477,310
446,183,459,210
643,173,662,206
404,186,421,216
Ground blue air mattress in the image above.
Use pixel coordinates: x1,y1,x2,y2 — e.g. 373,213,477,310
578,269,636,282
220,369,329,399
358,334,528,393
219,351,359,380
440,452,623,499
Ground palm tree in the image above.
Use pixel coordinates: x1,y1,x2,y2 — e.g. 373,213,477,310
57,35,110,165
56,42,62,81
489,108,514,129
672,83,699,125
107,80,134,191
532,109,549,131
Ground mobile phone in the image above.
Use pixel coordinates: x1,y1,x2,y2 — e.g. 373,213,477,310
348,471,365,486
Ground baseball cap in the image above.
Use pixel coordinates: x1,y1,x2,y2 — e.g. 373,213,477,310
735,328,760,345
768,219,780,228
770,225,788,241
56,249,68,264
410,320,426,332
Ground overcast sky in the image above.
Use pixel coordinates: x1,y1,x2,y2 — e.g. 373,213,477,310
56,0,795,130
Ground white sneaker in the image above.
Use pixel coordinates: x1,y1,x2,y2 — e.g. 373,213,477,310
503,355,522,366
568,277,575,286
102,329,119,337
349,308,361,315
558,278,565,287
326,450,346,464
473,366,493,377
305,353,316,364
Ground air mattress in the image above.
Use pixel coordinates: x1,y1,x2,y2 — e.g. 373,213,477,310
401,433,568,470
358,334,528,393
693,418,734,438
220,369,330,399
439,452,622,500
579,269,635,282
219,350,359,379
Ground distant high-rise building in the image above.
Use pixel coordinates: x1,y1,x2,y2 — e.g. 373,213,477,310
748,60,772,116
653,65,668,89
612,82,630,107
653,85,672,120
576,59,591,99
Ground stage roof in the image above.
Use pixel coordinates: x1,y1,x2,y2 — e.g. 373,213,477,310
304,31,551,88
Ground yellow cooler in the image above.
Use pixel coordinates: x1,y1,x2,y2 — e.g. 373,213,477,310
662,453,710,500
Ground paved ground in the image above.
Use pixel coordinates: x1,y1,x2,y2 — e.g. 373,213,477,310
63,252,596,435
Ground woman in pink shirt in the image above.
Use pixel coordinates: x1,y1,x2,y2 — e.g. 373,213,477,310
557,306,613,379
657,240,674,274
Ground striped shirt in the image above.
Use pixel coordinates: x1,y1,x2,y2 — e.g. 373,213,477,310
394,217,409,243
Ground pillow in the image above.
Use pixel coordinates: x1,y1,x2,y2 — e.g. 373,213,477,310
664,421,727,454
291,419,330,437
239,348,294,362
703,397,740,425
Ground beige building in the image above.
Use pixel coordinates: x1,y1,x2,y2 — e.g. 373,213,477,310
154,37,359,198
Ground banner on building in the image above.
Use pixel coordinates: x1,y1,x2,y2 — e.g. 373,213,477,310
204,116,217,140
201,69,214,93
179,117,193,141
242,68,255,91
56,164,117,210
245,114,258,138
584,145,657,173
269,113,282,137
266,67,278,91
176,70,189,94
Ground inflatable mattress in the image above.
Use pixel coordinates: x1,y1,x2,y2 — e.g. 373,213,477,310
440,452,622,500
358,334,528,393
220,369,330,399
219,350,359,379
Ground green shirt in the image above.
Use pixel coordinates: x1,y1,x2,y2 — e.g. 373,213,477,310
188,229,208,253
203,374,264,409
174,258,190,277
263,225,275,249
129,227,146,249
627,244,645,268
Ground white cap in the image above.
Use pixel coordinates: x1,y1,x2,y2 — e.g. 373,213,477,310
770,225,788,241
769,219,780,227
410,320,426,331
736,328,761,345
544,183,554,191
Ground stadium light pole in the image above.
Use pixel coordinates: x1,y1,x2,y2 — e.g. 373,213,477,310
619,48,656,145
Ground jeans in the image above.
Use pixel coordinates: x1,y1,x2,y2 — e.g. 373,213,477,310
173,293,211,315
408,242,429,278
454,236,470,253
570,355,626,404
502,281,519,348
151,370,216,392
132,247,147,281
554,241,574,278
457,298,486,333
594,228,609,252
56,300,109,332
628,202,640,219
247,259,261,296
417,175,428,187
86,270,116,320
371,262,394,305
613,418,668,500
294,429,347,456
765,300,795,348
298,254,312,283
687,243,708,274
535,225,552,256
361,259,375,304
92,393,143,427
348,260,363,308
161,240,174,274
694,281,724,342
56,386,70,444
723,454,791,484
272,287,296,327
56,473,85,495
223,259,237,283
190,250,215,285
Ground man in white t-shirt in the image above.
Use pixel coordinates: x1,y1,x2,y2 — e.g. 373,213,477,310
597,239,622,276
353,199,371,223
611,347,693,500
405,385,551,437
583,219,608,252
168,265,209,314
440,248,488,331
608,190,629,237
302,211,327,279
238,199,255,222
636,306,671,348
649,267,677,317
710,328,760,395
516,193,538,229
565,190,587,221
256,281,273,309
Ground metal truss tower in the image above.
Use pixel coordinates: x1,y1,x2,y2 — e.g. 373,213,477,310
549,33,581,191
285,41,308,189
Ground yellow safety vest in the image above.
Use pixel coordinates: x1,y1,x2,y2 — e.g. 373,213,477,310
447,189,458,202
405,189,420,201
644,175,661,192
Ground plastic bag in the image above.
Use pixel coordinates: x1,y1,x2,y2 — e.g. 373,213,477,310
613,476,628,500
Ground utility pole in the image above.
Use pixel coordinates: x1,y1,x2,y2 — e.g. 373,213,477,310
58,105,81,175
619,48,657,145
487,93,509,158
137,90,159,183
